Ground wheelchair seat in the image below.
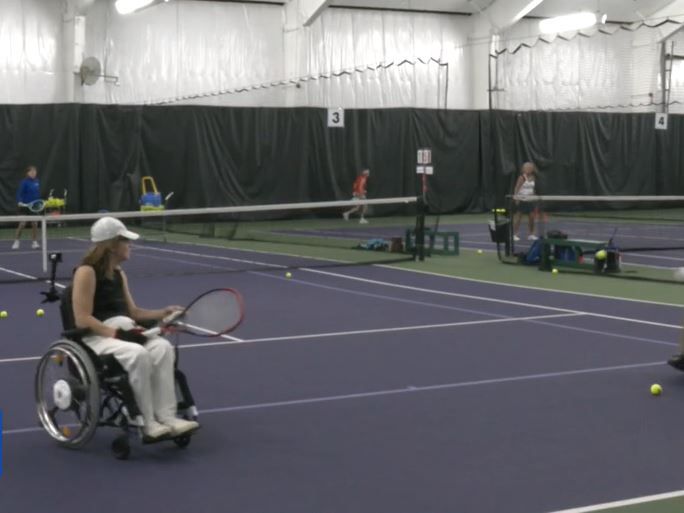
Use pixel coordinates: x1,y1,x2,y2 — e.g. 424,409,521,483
35,285,198,459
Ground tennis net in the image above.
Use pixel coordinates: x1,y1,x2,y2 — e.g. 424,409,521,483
0,197,420,284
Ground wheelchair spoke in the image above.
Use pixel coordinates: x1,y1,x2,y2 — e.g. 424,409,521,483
69,401,84,422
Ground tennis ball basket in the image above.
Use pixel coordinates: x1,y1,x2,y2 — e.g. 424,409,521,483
140,176,165,211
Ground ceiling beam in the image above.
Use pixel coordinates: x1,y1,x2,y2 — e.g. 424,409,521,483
648,0,684,42
478,0,546,33
285,0,330,29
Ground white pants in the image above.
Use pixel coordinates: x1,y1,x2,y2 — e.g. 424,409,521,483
83,316,177,426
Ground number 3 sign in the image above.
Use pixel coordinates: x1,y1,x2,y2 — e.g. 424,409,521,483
328,108,344,128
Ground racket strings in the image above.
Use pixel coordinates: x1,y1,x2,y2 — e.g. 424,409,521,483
181,290,242,336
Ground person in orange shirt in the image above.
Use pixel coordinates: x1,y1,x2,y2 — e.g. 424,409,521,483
342,168,370,224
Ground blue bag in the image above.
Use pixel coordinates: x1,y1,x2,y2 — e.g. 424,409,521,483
523,239,542,265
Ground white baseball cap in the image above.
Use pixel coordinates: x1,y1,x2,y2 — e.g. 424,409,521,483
91,216,140,243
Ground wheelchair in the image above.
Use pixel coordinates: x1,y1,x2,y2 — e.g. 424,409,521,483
35,282,198,460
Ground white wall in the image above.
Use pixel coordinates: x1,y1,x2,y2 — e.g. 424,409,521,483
493,20,668,112
0,0,68,103
2,0,678,111
0,0,472,108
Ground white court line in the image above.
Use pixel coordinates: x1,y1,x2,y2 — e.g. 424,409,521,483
117,243,684,321
127,237,684,312
384,264,684,308
0,313,583,364
304,268,682,329
0,267,41,280
134,243,284,269
177,322,242,342
2,359,663,436
548,490,684,513
1,245,677,364
182,312,584,349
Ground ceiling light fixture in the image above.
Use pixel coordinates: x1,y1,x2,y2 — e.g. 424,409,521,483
539,12,598,34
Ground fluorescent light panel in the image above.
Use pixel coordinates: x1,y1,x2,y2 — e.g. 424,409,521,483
115,0,169,15
539,12,598,34
512,0,545,24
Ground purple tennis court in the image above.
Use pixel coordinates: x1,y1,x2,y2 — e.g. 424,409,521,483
1,240,684,513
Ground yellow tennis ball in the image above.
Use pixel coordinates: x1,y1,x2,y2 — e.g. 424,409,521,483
651,384,662,396
285,272,292,278
477,249,483,254
0,310,7,318
36,308,45,317
552,268,559,274
595,249,607,261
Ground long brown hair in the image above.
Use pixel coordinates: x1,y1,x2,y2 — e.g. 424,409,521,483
81,240,119,279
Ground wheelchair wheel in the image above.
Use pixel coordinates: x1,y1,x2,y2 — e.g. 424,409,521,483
35,339,101,448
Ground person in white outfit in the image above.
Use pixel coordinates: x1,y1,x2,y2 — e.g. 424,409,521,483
512,162,538,242
72,216,200,440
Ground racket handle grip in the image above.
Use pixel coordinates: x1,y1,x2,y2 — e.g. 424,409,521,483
163,310,183,324
142,327,161,338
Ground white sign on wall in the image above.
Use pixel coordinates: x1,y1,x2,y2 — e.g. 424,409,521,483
655,113,668,130
327,108,344,128
417,148,432,164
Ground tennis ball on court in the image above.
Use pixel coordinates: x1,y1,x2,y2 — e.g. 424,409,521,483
0,310,6,318
477,249,484,254
551,268,559,275
595,249,607,261
36,308,45,317
651,384,663,396
285,272,292,278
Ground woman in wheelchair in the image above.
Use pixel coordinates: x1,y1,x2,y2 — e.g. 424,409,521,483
70,216,200,440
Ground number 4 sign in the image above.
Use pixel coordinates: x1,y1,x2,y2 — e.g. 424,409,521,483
655,113,668,130
328,108,344,128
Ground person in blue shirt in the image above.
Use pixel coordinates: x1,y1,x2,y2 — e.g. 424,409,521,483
12,165,41,250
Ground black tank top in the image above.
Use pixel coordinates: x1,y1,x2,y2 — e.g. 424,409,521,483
91,267,129,321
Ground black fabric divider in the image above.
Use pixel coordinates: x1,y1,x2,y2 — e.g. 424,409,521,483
1,105,684,215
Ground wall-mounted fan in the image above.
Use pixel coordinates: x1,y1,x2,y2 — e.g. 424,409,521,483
78,56,119,86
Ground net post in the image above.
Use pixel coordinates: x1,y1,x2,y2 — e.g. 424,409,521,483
415,196,427,261
41,217,47,273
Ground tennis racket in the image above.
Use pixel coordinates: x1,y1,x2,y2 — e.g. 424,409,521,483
27,199,45,213
143,288,244,338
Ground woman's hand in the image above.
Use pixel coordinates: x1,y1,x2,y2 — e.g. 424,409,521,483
163,305,183,317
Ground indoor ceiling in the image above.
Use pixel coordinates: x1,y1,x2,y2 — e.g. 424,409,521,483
218,0,682,22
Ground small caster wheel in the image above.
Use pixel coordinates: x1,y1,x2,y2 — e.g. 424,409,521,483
174,435,191,449
112,435,130,460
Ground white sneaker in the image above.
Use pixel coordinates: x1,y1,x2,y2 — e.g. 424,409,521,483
11,240,19,250
143,421,172,440
527,234,538,241
359,218,369,224
31,240,40,249
513,235,520,242
342,212,350,221
161,417,200,437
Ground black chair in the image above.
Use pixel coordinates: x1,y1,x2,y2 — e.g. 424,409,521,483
34,286,198,459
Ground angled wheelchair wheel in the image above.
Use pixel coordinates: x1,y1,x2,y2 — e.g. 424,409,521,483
35,339,101,448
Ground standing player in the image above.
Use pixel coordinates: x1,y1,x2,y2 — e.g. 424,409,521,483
512,161,538,242
12,165,41,250
342,168,370,224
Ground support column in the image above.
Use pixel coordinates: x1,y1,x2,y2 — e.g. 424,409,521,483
468,0,546,109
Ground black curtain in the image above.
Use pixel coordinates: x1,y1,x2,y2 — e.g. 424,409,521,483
1,104,683,214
